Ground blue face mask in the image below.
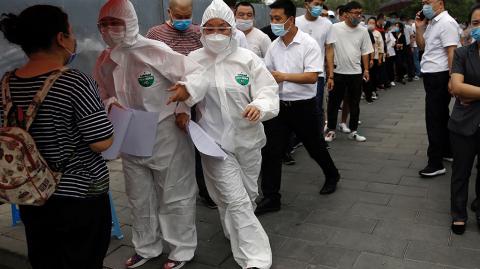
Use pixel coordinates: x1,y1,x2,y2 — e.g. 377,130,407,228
271,18,291,37
422,4,435,20
309,5,323,18
471,27,480,42
64,42,77,65
351,17,361,26
172,19,192,31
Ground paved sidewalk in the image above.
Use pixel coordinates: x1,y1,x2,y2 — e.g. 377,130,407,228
1,80,480,269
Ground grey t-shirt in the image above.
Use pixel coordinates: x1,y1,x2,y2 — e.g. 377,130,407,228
448,42,480,136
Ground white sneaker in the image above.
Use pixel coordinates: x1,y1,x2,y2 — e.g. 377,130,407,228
348,131,366,142
325,131,336,142
413,76,420,81
337,123,351,133
372,92,378,100
390,82,396,87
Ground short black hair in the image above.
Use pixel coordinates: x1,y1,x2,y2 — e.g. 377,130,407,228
384,20,392,30
235,1,256,16
269,0,296,18
367,16,376,23
344,1,362,13
469,3,480,22
223,0,237,8
337,5,346,16
396,21,405,31
377,13,385,20
0,5,69,55
323,4,329,11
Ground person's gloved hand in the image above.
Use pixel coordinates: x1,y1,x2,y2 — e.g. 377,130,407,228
167,83,190,105
108,102,125,114
175,112,190,132
242,105,261,122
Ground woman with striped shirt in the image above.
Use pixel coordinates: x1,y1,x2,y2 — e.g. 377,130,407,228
0,5,114,269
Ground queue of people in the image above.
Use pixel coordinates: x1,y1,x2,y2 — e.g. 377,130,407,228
0,0,479,268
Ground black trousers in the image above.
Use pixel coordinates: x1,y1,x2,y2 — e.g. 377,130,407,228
406,47,415,78
386,56,396,83
423,71,452,168
192,107,213,201
19,194,111,269
327,73,363,131
261,98,339,201
450,130,480,222
395,51,407,81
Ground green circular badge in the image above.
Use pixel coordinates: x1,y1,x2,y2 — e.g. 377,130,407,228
138,72,155,87
235,73,250,86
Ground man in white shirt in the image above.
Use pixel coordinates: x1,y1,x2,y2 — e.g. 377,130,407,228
411,21,421,79
234,1,272,58
224,0,249,49
324,1,373,143
257,0,340,215
401,15,415,81
296,0,336,131
416,0,459,177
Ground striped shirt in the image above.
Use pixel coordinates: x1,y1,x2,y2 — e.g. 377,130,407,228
0,69,114,199
146,23,203,56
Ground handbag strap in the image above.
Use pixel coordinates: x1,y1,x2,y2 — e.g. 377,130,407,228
1,67,69,131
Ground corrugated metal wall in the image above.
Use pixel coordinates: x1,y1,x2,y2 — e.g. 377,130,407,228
0,0,305,75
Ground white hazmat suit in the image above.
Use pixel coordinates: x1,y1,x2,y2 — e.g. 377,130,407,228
94,0,206,262
185,1,279,268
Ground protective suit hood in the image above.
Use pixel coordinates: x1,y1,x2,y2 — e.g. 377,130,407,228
200,0,238,56
99,0,139,47
201,0,236,29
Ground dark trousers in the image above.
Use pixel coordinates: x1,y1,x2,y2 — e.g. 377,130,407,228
386,56,396,83
423,71,452,168
19,194,111,269
261,98,339,201
450,130,480,221
395,51,407,81
316,76,326,131
192,107,213,201
327,73,363,131
406,47,415,78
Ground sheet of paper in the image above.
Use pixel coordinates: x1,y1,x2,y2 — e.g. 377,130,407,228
188,121,227,160
120,109,159,157
102,106,133,160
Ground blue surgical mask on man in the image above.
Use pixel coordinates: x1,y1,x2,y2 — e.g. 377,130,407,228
172,19,192,31
271,18,291,37
422,4,435,20
471,27,480,42
309,5,323,18
351,17,361,26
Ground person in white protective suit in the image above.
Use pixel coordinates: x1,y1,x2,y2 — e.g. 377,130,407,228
183,0,279,268
93,0,206,268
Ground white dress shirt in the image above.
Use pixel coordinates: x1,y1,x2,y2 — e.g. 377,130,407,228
420,11,460,73
264,29,323,101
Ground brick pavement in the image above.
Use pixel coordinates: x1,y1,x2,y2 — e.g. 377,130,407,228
1,80,479,269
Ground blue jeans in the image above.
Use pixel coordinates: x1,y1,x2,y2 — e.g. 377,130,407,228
316,77,326,131
413,47,421,77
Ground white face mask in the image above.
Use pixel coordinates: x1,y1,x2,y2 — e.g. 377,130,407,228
101,26,126,48
236,19,254,31
205,34,231,54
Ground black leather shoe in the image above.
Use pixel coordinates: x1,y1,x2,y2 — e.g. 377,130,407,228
320,175,340,195
320,183,337,195
451,222,466,235
471,198,478,212
255,197,281,215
